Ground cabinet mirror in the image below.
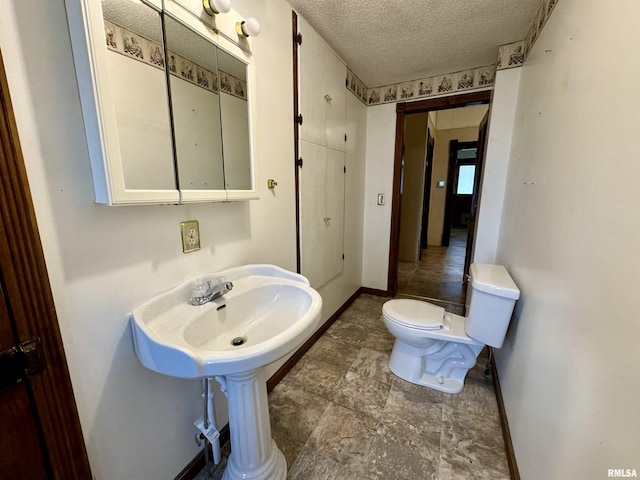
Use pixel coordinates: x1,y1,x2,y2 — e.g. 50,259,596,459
217,49,252,193
100,0,179,202
67,0,257,205
164,15,225,196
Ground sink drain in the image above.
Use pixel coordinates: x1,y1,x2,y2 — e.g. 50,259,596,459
231,336,246,346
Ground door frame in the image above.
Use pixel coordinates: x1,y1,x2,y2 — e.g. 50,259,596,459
388,90,491,296
292,11,302,273
463,112,490,283
0,49,92,478
419,129,435,254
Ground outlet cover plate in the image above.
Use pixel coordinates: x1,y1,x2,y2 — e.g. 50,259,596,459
180,220,201,253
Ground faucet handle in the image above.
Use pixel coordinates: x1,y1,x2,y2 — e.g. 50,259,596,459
192,281,212,305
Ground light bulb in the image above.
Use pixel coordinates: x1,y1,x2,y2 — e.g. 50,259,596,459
236,17,261,37
203,0,231,16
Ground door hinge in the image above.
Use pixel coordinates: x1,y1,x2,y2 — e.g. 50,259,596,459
295,32,302,45
0,338,46,390
343,166,346,173
344,134,347,142
297,157,303,168
296,114,303,125
342,254,345,260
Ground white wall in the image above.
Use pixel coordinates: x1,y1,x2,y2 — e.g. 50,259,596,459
473,67,520,264
398,113,427,261
0,1,363,478
434,104,488,130
362,103,396,290
495,0,640,478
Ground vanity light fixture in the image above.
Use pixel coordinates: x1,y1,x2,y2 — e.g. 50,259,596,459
236,17,261,37
203,0,231,16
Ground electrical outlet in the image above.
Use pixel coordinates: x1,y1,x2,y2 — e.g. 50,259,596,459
180,220,200,253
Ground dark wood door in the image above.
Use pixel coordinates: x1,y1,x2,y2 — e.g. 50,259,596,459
0,48,92,479
419,130,435,253
463,111,490,282
0,276,51,479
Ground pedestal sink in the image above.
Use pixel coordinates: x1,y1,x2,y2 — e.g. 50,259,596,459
130,265,322,480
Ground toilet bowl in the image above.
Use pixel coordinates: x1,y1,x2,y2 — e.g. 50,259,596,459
383,263,519,394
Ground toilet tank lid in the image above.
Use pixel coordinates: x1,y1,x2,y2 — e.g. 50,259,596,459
470,264,520,300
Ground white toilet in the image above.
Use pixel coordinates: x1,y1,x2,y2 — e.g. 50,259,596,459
382,263,520,394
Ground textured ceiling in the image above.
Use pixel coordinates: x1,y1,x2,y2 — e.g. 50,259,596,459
287,0,541,87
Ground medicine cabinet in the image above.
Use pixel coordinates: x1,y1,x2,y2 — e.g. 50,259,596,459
66,0,257,205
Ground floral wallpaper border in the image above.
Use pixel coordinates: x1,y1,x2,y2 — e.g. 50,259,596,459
347,0,560,106
104,21,247,101
354,65,495,107
497,0,559,70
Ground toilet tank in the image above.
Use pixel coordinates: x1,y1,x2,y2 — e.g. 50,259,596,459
465,264,520,348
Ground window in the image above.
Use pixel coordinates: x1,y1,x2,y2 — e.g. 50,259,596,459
456,165,475,195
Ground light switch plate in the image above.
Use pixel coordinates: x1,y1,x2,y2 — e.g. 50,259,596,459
180,220,200,253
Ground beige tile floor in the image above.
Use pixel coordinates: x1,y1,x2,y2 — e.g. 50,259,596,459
397,227,468,312
198,228,510,479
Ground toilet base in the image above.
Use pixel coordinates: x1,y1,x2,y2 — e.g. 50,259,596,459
388,338,484,394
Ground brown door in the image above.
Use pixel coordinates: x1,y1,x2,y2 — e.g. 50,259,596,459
463,111,490,282
0,277,51,478
0,49,92,479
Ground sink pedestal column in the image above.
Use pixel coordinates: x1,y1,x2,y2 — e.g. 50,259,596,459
219,368,286,480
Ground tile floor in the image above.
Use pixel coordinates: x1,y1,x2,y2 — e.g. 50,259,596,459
397,227,468,311
198,227,510,479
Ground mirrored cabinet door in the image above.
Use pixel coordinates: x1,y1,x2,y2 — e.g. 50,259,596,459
67,0,180,205
66,0,258,205
164,15,226,202
218,49,253,194
102,0,176,191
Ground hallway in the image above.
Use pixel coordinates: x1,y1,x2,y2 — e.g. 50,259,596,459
397,227,467,315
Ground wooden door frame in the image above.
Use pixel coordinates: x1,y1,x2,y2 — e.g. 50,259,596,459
292,11,302,273
388,90,491,296
419,129,435,253
0,50,92,478
463,112,490,284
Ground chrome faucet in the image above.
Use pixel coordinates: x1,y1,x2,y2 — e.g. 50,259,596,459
191,279,233,306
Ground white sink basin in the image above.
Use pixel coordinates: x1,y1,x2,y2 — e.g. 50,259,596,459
131,265,322,480
131,264,322,377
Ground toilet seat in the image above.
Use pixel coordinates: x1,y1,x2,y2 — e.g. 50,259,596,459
382,299,444,330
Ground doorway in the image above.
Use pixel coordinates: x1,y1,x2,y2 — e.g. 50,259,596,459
442,140,478,247
388,91,491,301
